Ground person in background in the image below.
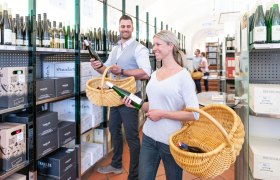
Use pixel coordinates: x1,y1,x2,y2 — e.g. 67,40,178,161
199,52,209,91
90,14,151,180
193,49,202,93
123,30,199,180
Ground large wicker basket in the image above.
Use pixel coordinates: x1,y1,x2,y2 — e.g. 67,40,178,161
86,65,136,107
169,104,245,178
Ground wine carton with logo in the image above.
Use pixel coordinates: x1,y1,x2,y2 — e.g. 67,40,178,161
249,136,280,179
36,130,58,160
36,79,55,101
58,121,76,147
0,67,27,108
0,123,26,171
37,147,76,178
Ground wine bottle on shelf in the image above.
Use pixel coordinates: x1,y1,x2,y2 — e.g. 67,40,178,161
23,16,30,46
42,13,50,48
15,14,23,46
105,81,144,110
0,5,2,44
11,18,16,45
59,22,65,49
65,23,73,49
52,21,59,48
270,3,280,43
84,39,103,65
253,3,267,44
176,142,205,153
36,14,42,47
2,9,12,45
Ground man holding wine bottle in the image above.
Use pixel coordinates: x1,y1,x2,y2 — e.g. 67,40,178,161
90,15,151,180
123,30,199,180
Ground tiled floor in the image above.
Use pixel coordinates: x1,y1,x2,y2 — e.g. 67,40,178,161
83,130,234,180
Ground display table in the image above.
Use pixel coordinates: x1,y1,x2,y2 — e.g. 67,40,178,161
197,91,239,107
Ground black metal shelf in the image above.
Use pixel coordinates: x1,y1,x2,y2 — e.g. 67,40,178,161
0,161,29,180
36,94,74,105
0,104,29,115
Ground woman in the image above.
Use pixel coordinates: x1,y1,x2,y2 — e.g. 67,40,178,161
199,52,209,91
193,49,202,93
123,30,199,180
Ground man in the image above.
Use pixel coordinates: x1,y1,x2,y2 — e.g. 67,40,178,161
193,49,202,93
91,15,151,180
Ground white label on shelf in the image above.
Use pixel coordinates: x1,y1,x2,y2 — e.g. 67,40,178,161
128,93,142,104
253,26,266,42
4,29,12,44
43,40,50,46
17,132,24,142
272,25,280,41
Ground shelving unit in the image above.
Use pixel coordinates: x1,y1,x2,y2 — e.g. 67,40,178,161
235,11,280,179
0,0,185,179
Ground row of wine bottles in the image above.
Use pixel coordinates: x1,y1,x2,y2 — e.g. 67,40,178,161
249,2,280,44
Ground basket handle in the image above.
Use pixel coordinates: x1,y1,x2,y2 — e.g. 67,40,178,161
185,107,231,146
100,65,121,91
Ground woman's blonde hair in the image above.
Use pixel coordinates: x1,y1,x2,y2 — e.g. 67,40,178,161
153,30,185,67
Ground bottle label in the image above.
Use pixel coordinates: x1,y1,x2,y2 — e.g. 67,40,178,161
272,25,280,41
16,39,24,46
253,26,266,42
54,38,60,44
68,40,73,49
12,33,16,45
4,29,12,44
60,38,65,44
36,39,40,46
43,40,50,46
24,40,29,46
129,94,142,104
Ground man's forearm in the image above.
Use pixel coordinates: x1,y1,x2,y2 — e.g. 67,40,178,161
123,69,149,80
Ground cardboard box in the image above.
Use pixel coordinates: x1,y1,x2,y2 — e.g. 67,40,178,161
53,77,74,97
36,111,58,137
68,98,103,127
0,67,27,108
81,151,91,174
36,79,55,101
58,121,76,147
6,112,34,161
81,142,103,165
80,76,92,92
36,130,58,160
49,100,69,116
43,62,93,78
81,129,94,143
5,173,26,180
37,148,76,178
93,129,104,143
37,165,76,180
249,136,280,180
0,123,26,171
249,84,280,115
58,113,92,134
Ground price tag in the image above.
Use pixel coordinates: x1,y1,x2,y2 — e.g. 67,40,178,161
49,0,66,9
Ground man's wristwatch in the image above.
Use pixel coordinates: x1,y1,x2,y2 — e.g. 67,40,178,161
120,69,124,75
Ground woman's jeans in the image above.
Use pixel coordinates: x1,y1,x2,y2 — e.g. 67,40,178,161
204,72,209,91
139,133,182,180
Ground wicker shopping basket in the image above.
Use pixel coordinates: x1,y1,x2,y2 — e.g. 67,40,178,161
86,65,136,107
169,104,245,178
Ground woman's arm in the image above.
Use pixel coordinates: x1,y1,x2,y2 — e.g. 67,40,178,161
146,109,196,122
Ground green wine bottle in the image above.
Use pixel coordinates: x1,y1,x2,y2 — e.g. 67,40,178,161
84,39,103,66
253,4,267,44
105,81,143,110
270,4,280,43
